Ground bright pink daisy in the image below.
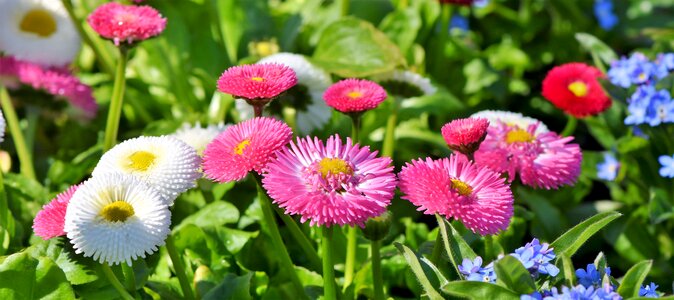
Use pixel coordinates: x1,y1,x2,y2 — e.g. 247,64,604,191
323,79,387,113
0,56,20,88
32,184,80,240
217,63,298,102
87,3,167,46
542,63,611,118
203,117,292,182
474,121,582,189
441,117,489,157
262,134,397,227
398,154,513,235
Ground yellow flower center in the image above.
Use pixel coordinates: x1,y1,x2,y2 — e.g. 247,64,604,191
234,139,251,155
450,179,473,196
567,81,588,97
127,151,156,172
19,9,57,38
347,91,362,99
318,157,353,178
100,201,135,222
505,129,534,144
250,77,265,82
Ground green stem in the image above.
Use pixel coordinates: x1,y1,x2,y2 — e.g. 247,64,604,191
23,107,39,154
100,264,135,300
341,0,350,17
255,178,308,299
343,226,357,289
561,115,578,137
484,235,493,261
322,227,337,300
381,99,399,159
0,86,36,180
350,114,361,143
121,263,137,296
275,208,322,273
371,240,385,300
282,107,297,133
430,231,443,266
61,0,116,76
591,52,607,74
103,47,129,152
165,235,196,300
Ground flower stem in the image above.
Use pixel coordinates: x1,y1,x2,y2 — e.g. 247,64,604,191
103,47,129,152
350,114,361,143
341,0,350,17
165,235,196,300
322,226,337,300
381,98,399,159
561,115,577,137
371,240,385,300
430,231,443,266
274,207,322,273
0,85,36,180
484,235,494,261
101,264,135,300
255,177,308,299
344,114,362,288
61,0,116,76
121,263,137,296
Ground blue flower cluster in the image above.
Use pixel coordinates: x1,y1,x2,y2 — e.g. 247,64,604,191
593,0,618,30
522,284,622,300
458,256,496,283
659,155,674,178
575,264,611,288
596,153,620,181
639,282,660,298
608,53,674,127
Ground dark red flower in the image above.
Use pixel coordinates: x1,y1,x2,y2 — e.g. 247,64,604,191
541,63,611,118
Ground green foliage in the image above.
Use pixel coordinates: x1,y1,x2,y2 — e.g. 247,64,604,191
617,261,653,298
494,256,535,294
550,212,622,258
0,252,75,299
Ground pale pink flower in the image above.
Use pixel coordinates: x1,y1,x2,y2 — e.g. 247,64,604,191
32,185,80,240
262,135,397,227
323,79,387,113
87,3,166,46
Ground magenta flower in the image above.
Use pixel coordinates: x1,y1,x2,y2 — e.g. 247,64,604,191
87,3,167,46
441,117,489,156
323,79,387,113
398,154,513,235
262,135,397,227
203,117,292,183
32,184,80,240
217,63,298,101
475,121,582,189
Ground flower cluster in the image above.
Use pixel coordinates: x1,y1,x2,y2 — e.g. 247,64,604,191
575,264,611,288
593,0,618,30
458,257,496,283
522,284,622,300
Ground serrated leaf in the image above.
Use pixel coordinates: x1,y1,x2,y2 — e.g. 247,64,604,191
436,215,477,277
393,243,444,300
617,260,652,298
494,255,535,294
551,212,621,258
440,281,519,300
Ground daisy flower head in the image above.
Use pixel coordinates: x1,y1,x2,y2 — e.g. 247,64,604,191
92,136,201,205
33,184,80,240
475,121,582,189
542,62,612,118
262,134,397,227
471,110,549,135
441,117,489,157
217,63,298,103
171,122,229,155
323,79,387,114
203,117,292,183
398,154,513,235
63,173,171,266
372,70,436,99
0,0,80,66
87,2,167,46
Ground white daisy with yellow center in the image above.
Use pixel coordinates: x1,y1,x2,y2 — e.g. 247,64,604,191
63,173,171,266
171,122,229,156
471,110,549,135
0,0,80,66
92,136,202,205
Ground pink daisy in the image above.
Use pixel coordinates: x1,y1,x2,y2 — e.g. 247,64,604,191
441,117,489,157
217,63,298,101
0,56,20,88
474,121,582,189
398,154,513,235
262,134,397,227
323,79,387,113
32,184,80,240
202,117,292,182
87,3,167,46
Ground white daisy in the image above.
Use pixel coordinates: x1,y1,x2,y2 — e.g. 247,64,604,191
471,110,550,135
236,53,332,135
92,136,201,205
171,122,229,155
64,173,171,266
0,0,81,66
372,70,436,98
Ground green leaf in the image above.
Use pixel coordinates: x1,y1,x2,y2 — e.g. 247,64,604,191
393,243,444,300
204,227,259,255
551,212,622,258
574,33,618,66
436,215,477,277
616,136,649,154
440,281,519,300
312,17,405,77
176,200,239,230
494,255,535,294
379,8,422,56
202,273,253,300
558,254,575,287
213,0,273,64
25,239,98,285
617,260,652,298
0,252,75,299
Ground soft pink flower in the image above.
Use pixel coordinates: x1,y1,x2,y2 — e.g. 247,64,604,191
87,3,167,46
441,117,489,156
475,121,582,189
33,185,80,240
398,154,513,235
217,63,298,101
323,79,387,113
262,134,397,227
203,117,292,182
